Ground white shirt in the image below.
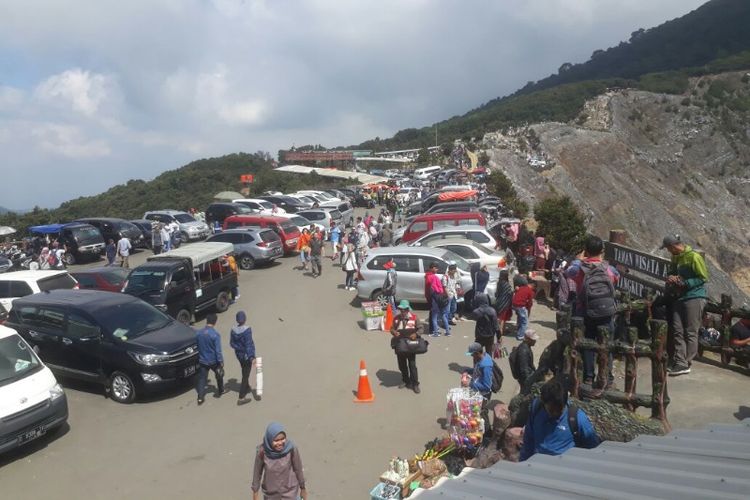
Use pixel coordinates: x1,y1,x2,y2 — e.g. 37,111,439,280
117,238,131,257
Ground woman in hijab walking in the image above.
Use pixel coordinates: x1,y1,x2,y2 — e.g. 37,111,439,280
252,422,307,500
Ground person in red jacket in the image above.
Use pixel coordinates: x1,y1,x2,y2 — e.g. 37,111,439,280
512,276,534,341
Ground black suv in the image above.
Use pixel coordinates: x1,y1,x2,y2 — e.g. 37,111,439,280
257,195,306,214
6,290,199,404
75,218,144,247
205,203,252,228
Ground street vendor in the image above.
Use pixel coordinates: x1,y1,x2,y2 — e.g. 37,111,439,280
390,299,422,394
462,342,494,437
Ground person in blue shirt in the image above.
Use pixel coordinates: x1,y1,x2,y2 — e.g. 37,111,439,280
520,379,600,461
229,310,256,405
463,342,494,436
195,313,227,405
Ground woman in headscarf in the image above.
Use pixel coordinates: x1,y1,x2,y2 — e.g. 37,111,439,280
252,422,307,500
534,236,548,271
38,247,51,270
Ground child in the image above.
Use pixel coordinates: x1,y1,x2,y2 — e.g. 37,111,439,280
512,275,534,341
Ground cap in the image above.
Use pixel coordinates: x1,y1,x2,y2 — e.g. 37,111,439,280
236,311,247,324
397,299,412,311
383,260,396,270
524,329,540,341
660,234,681,249
465,342,483,356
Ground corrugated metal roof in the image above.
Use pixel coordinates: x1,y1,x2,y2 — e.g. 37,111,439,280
274,165,388,184
413,419,750,500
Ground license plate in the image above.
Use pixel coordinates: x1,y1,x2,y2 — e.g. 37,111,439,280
19,426,46,444
183,365,197,377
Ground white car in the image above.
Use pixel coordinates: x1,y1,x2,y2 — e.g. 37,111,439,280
408,225,496,252
0,270,79,312
275,213,327,237
0,324,68,454
232,198,287,215
423,238,509,270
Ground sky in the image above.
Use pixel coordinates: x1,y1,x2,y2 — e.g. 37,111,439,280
0,0,707,210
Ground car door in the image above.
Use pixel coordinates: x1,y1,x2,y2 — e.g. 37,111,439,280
166,265,193,314
16,305,68,370
441,244,480,264
60,311,102,380
389,255,422,301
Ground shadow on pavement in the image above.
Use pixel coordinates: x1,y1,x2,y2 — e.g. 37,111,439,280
0,422,70,468
375,368,402,387
696,355,750,377
448,362,471,374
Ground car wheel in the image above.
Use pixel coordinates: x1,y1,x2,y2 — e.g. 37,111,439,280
215,291,230,312
181,231,190,243
176,308,192,324
109,371,136,404
370,289,388,310
239,254,256,270
63,253,76,266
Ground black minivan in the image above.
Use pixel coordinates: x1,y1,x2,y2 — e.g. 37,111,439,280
6,290,199,404
75,218,145,248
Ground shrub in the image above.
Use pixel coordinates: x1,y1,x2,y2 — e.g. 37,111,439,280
534,196,587,252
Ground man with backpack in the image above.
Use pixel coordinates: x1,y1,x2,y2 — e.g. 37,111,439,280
566,236,619,388
509,329,539,395
472,292,500,355
520,379,600,461
463,342,504,439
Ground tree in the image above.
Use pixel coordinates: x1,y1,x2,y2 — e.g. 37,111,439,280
534,196,587,252
559,62,573,74
477,151,490,166
485,170,529,218
416,148,431,166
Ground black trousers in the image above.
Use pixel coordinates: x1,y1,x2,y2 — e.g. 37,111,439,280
475,335,494,356
396,353,419,386
238,357,254,399
196,363,224,399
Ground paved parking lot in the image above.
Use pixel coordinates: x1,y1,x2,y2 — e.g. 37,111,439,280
1,223,747,499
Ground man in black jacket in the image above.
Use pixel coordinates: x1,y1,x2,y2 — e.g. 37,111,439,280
472,293,500,355
514,329,539,394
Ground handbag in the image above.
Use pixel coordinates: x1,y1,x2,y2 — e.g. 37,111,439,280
395,336,429,355
436,292,450,308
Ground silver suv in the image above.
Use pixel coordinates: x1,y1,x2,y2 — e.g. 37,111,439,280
205,228,283,270
143,210,210,242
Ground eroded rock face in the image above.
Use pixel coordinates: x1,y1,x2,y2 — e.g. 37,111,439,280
483,72,750,305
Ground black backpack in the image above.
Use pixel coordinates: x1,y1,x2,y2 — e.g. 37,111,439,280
491,360,504,393
508,346,521,380
581,262,617,318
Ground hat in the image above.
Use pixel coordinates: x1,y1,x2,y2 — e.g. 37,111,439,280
660,234,681,249
236,311,247,324
465,342,483,356
383,260,396,270
524,329,540,341
397,299,412,310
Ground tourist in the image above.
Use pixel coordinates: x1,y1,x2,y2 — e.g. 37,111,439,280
472,292,500,355
512,329,539,395
390,300,422,393
425,262,450,337
494,269,513,336
342,242,358,290
512,275,534,341
309,231,324,277
462,342,494,434
252,422,307,500
662,234,709,376
520,379,600,460
329,221,341,260
566,235,619,386
382,260,398,315
151,224,163,255
229,310,255,405
296,228,311,271
105,238,117,265
38,247,50,270
161,223,171,252
195,313,227,405
380,222,393,247
442,263,462,324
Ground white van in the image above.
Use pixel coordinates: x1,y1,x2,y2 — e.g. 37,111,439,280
0,324,68,453
413,165,442,180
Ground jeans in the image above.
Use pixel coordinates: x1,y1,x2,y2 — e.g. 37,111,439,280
345,270,355,288
196,363,224,400
583,316,615,384
430,296,450,335
238,357,254,399
396,353,418,386
310,255,322,275
449,297,457,319
672,298,706,368
299,250,309,266
514,306,528,339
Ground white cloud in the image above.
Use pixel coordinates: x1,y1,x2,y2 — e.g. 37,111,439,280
31,123,111,158
34,69,118,117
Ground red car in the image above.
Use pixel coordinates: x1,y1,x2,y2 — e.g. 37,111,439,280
70,267,130,293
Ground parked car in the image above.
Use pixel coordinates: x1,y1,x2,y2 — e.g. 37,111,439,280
0,302,7,323
326,201,353,225
74,218,145,249
143,210,210,242
421,201,479,216
0,324,68,452
275,214,326,237
410,225,497,251
399,212,487,244
0,270,79,312
123,242,238,324
70,267,130,292
352,193,375,208
423,238,508,269
356,246,493,306
205,202,253,229
232,198,286,215
29,223,105,266
205,228,283,270
222,215,301,255
6,290,199,404
300,208,343,229
257,195,306,214
413,165,442,180
129,219,154,248
286,194,316,209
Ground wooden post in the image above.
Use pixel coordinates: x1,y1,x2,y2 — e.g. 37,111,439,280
649,319,671,431
719,294,733,365
569,317,585,398
609,229,627,245
596,324,611,390
624,326,638,411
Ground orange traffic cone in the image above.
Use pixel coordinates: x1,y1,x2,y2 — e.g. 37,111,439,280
383,305,393,331
353,359,375,403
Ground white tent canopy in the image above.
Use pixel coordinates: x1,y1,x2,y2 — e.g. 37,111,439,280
274,165,388,184
149,242,234,267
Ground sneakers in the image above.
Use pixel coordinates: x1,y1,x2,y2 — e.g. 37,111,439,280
197,397,205,406
413,385,421,394
214,388,230,398
430,332,440,338
444,331,452,337
668,365,691,376
449,319,457,326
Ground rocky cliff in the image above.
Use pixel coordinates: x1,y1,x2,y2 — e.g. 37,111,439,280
484,71,750,305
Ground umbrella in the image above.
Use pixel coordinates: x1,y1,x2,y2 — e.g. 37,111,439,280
0,226,16,236
214,191,245,201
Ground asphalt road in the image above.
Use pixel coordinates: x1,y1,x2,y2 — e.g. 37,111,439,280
1,219,748,499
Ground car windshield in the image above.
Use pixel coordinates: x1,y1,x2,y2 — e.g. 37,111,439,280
259,201,274,209
0,335,43,387
235,205,253,214
260,230,280,242
300,212,323,221
100,268,130,285
124,269,166,293
174,214,196,223
71,226,102,244
115,221,136,232
329,210,342,219
290,216,311,227
439,249,471,272
38,273,78,292
89,301,172,340
280,222,297,233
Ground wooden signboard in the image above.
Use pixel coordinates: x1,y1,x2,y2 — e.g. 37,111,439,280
604,242,671,299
